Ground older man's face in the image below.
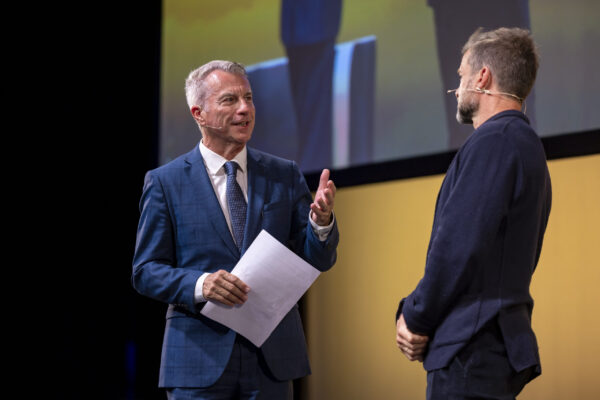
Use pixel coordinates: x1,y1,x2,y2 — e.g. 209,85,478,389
199,69,255,152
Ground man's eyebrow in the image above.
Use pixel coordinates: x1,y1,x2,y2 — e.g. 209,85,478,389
217,90,252,100
217,92,236,100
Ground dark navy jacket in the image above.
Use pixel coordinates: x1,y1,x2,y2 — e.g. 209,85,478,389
398,110,552,374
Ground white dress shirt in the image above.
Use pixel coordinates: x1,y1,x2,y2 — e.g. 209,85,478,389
194,141,334,303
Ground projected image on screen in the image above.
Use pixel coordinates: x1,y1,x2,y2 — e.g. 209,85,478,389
160,0,600,174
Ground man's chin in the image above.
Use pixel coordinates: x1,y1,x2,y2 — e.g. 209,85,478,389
231,132,253,145
456,111,473,125
456,102,476,125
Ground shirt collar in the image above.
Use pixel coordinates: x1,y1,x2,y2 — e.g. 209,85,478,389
199,140,248,175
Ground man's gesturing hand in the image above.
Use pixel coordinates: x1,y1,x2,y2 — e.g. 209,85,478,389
396,313,429,362
310,169,336,226
203,270,250,306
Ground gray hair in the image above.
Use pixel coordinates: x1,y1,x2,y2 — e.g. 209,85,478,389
185,60,248,109
462,27,539,101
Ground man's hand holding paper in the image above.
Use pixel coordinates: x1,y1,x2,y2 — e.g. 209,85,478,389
201,229,322,347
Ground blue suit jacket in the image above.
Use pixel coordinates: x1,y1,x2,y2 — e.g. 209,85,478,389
132,144,339,388
398,111,551,374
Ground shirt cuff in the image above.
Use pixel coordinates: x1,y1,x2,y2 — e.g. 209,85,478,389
194,272,210,303
309,211,335,241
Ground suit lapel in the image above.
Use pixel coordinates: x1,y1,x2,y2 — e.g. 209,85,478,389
185,144,240,258
243,148,266,253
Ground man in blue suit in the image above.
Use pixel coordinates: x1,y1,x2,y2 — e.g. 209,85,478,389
395,28,551,399
133,60,339,399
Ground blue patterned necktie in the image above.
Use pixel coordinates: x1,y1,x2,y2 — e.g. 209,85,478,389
223,161,247,251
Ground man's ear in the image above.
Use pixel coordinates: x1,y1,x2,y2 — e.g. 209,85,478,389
191,105,204,124
476,65,492,90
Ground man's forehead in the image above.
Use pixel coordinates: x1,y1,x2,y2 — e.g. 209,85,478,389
205,70,251,91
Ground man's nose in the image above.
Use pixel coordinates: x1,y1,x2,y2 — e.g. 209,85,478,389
237,99,252,113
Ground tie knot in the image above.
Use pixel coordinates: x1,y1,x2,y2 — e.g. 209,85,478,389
223,161,239,177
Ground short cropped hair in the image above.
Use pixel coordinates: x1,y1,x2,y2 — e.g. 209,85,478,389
185,60,248,109
462,27,539,101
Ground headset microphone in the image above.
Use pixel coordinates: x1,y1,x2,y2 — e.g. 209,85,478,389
447,87,523,102
202,124,224,130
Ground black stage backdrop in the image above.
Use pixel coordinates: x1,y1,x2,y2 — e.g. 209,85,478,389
41,2,164,399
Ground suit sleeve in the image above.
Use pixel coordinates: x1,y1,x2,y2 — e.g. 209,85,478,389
289,161,339,271
131,171,203,311
401,133,521,335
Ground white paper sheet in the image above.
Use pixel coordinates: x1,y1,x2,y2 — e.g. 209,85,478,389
200,229,321,347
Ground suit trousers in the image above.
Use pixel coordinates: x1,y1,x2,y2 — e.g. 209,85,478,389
426,319,535,400
166,335,292,400
285,39,335,173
